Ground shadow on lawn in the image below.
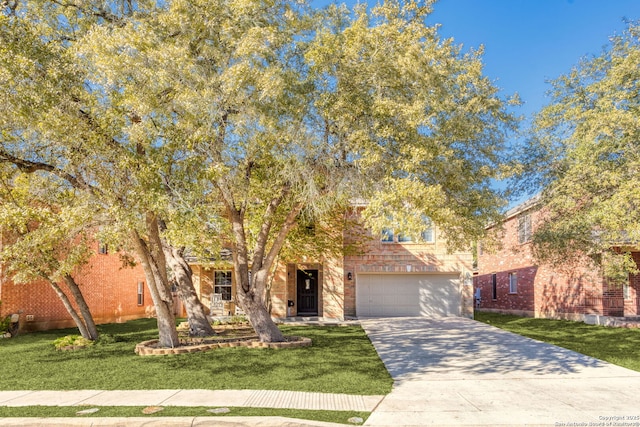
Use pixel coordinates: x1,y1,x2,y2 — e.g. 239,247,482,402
361,317,610,382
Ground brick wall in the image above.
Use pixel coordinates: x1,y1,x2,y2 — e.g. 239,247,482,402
626,252,640,316
476,204,640,319
474,267,537,316
0,241,149,332
189,208,473,321
343,208,473,318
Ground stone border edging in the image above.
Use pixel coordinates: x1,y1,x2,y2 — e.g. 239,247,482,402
135,336,312,356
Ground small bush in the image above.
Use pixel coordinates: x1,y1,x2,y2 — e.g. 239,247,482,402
53,335,94,350
96,334,123,345
230,315,248,325
0,316,10,334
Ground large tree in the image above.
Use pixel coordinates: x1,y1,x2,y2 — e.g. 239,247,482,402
0,169,100,340
0,0,214,347
78,0,518,342
517,22,640,280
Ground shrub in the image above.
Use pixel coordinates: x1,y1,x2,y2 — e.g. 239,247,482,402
53,335,94,350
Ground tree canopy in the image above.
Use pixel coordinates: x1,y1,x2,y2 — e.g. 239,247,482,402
1,0,519,343
518,21,640,280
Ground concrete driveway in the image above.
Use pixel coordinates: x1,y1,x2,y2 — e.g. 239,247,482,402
361,317,640,426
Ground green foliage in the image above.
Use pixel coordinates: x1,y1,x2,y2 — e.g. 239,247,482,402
0,316,10,334
1,0,517,341
53,335,95,350
518,21,640,278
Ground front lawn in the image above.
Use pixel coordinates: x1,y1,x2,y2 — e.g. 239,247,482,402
475,311,640,372
0,319,392,395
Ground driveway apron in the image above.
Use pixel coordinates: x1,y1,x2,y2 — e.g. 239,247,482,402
361,317,640,426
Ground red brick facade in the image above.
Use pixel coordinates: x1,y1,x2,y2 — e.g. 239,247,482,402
0,242,152,332
475,202,640,320
192,209,474,320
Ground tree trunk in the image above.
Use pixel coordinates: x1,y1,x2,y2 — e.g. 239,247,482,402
62,274,99,340
163,243,216,337
131,216,179,348
48,280,91,339
236,268,285,342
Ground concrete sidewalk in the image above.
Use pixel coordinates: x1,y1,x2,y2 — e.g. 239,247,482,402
0,389,383,426
0,389,383,412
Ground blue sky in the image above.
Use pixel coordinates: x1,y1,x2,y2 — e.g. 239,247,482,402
425,0,640,120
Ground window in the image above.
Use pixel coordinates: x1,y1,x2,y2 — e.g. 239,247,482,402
98,242,108,255
492,273,497,300
518,214,532,244
624,283,631,300
397,233,412,242
381,227,394,243
383,216,435,243
214,271,233,301
421,217,434,243
137,281,144,306
509,272,517,294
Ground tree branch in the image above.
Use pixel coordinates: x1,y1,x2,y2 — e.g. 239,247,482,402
262,200,305,273
251,184,290,275
0,150,98,195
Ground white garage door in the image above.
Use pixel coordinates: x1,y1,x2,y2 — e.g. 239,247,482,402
356,273,461,317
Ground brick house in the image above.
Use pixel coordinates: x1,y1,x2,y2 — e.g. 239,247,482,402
474,199,640,320
191,208,474,320
0,242,162,332
2,209,474,333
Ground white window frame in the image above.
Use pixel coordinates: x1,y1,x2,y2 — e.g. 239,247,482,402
518,214,532,244
214,271,233,301
137,281,144,306
509,272,518,294
383,216,435,243
420,217,435,243
623,283,631,300
381,227,395,243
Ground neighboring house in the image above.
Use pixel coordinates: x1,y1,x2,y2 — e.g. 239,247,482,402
0,242,167,332
191,208,475,320
474,199,640,321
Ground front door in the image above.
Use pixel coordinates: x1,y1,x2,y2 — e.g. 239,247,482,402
297,269,318,316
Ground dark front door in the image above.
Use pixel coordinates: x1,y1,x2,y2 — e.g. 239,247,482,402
297,269,318,316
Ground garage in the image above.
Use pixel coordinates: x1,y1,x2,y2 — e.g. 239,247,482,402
356,273,461,317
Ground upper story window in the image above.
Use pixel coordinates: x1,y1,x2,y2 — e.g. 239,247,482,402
518,214,532,244
381,216,435,243
420,218,435,243
381,227,395,243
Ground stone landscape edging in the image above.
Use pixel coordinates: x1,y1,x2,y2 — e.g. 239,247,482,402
135,336,312,356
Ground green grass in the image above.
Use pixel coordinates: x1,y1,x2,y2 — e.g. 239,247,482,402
475,311,640,371
0,406,369,424
0,319,392,395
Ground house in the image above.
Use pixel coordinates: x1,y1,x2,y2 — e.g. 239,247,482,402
474,199,640,321
2,209,474,334
191,209,475,320
0,242,164,332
